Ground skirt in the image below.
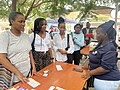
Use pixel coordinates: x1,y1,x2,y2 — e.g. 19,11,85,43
32,51,51,71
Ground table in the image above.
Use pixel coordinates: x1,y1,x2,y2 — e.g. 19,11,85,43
80,46,90,55
8,62,88,90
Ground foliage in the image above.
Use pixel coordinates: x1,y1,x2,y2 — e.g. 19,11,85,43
0,0,119,20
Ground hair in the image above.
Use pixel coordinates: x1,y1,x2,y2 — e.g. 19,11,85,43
58,17,65,27
9,11,24,26
74,24,83,30
34,18,46,33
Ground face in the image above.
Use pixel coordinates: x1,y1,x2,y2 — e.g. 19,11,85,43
11,15,25,32
58,23,66,33
39,20,47,32
96,27,107,42
86,23,90,28
74,25,81,33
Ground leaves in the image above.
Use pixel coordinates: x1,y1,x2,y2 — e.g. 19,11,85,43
0,0,118,20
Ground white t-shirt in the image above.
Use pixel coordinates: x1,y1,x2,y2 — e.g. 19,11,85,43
0,30,31,82
29,32,51,52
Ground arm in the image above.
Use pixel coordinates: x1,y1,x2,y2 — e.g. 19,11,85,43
49,48,54,62
82,50,116,78
73,33,84,47
52,34,67,54
0,53,28,83
29,51,37,75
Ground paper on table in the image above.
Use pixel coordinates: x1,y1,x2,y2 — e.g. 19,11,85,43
48,86,55,90
56,65,63,71
56,86,65,90
27,78,40,88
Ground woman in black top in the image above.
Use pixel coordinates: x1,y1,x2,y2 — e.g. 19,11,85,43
82,20,120,90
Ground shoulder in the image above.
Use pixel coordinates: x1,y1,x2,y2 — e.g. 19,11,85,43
0,30,10,38
21,32,30,39
29,32,34,37
105,42,116,51
82,28,86,30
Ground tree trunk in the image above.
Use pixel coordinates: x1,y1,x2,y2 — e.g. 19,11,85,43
12,0,17,11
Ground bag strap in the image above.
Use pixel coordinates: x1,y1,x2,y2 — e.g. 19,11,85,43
31,32,36,52
67,34,70,48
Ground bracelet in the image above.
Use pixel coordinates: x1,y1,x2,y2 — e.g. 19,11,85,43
50,58,54,60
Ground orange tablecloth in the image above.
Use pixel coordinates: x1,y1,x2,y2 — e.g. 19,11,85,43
80,46,90,55
8,62,88,90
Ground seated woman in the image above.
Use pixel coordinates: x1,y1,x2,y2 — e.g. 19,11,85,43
82,20,120,90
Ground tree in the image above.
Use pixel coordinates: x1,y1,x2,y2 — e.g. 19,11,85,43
0,0,73,19
0,0,119,20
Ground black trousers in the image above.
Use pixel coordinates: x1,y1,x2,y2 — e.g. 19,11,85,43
73,50,82,65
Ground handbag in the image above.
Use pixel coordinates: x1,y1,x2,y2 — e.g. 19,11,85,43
0,64,13,89
65,34,73,64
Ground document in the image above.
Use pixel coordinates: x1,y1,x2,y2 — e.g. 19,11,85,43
27,78,40,88
56,65,63,71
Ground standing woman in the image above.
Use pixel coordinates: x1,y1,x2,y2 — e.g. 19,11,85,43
82,20,120,90
29,18,53,71
71,24,85,65
0,11,36,89
53,17,74,62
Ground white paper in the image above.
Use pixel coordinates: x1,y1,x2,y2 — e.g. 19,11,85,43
43,73,48,77
49,86,55,90
27,78,40,88
56,86,65,90
56,65,63,71
44,70,50,73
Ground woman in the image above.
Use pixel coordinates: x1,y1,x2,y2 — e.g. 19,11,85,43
71,24,85,65
82,20,120,90
0,11,36,89
52,17,74,62
29,18,53,71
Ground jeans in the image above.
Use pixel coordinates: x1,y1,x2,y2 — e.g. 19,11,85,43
94,78,120,90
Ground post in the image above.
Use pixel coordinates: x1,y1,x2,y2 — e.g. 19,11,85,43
115,0,118,29
115,0,119,42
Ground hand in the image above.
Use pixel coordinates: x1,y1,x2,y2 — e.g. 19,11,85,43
17,73,29,83
31,67,37,76
50,58,54,63
81,72,91,79
60,50,67,54
58,49,67,54
50,60,53,63
73,37,77,40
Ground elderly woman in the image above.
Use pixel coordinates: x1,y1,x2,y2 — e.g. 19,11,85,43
0,11,36,89
82,20,120,90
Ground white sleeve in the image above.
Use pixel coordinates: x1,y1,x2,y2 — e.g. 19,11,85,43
52,35,58,52
0,32,9,53
29,32,34,44
47,33,52,48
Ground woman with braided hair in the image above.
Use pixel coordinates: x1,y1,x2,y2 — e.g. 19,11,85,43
29,18,53,71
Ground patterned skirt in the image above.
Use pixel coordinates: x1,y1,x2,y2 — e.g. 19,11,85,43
32,51,51,71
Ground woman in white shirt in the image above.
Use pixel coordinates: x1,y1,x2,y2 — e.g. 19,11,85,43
29,18,53,71
53,17,74,62
0,11,36,89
